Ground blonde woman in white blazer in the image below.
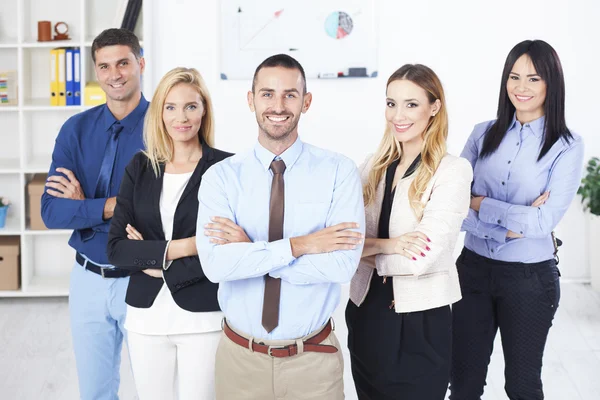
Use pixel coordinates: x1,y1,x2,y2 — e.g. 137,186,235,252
345,64,472,400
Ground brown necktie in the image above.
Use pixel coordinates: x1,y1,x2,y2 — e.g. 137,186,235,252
262,159,286,333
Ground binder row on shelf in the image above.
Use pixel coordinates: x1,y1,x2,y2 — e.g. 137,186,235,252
0,71,18,105
50,48,81,106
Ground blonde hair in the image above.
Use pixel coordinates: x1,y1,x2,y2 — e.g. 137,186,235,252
143,67,215,176
364,64,448,217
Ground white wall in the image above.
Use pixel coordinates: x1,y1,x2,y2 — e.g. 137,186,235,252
146,0,600,280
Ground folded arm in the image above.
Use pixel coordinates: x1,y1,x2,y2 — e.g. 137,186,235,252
478,140,584,239
461,208,509,243
41,138,109,230
270,160,365,284
458,123,508,242
196,166,295,283
106,159,169,271
376,158,473,277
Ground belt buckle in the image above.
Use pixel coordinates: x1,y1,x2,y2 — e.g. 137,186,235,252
100,267,106,279
267,345,286,358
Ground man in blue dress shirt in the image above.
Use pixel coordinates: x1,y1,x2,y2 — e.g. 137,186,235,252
196,54,365,399
41,29,148,400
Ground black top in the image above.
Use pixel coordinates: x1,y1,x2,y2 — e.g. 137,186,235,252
107,142,233,312
377,154,422,239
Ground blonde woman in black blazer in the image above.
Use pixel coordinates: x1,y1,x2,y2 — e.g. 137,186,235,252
107,67,231,400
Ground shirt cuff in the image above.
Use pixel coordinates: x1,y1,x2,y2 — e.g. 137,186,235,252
486,225,509,244
85,198,110,226
479,197,509,228
267,238,295,268
461,209,478,233
163,240,173,270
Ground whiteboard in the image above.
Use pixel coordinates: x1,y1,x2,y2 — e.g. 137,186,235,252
219,0,378,80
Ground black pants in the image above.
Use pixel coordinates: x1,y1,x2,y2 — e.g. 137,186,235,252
346,274,451,400
449,248,560,400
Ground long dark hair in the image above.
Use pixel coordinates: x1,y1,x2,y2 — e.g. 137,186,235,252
480,40,572,161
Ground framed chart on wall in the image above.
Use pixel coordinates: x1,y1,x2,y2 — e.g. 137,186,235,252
219,0,377,80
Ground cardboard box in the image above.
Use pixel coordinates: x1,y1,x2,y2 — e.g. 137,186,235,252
28,174,48,230
0,236,20,290
84,82,106,106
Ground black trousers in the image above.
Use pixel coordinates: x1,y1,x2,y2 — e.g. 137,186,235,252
449,248,560,400
346,274,452,400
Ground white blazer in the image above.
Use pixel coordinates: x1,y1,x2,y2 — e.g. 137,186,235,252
349,153,473,313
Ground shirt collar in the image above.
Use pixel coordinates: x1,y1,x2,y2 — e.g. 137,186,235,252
508,113,545,138
102,94,149,133
254,137,304,172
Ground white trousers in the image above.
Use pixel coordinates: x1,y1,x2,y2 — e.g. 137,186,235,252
127,330,221,400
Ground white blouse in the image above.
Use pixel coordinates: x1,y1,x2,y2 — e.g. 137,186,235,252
125,171,223,335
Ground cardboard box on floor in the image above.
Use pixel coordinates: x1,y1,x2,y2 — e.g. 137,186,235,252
0,236,20,290
28,174,48,230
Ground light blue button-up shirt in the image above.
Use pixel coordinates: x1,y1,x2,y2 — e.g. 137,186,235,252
196,138,365,340
461,115,584,263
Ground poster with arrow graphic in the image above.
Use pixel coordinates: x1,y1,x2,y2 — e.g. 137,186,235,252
220,0,377,80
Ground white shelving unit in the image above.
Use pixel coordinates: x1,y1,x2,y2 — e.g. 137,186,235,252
0,0,152,297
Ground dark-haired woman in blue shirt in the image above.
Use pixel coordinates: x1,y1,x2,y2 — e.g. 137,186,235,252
450,40,584,400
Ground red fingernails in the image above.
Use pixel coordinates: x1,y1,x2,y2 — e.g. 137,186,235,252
426,246,431,251
421,253,426,257
412,257,417,261
427,238,431,242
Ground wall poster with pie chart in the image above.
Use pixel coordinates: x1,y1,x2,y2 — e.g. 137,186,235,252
219,0,377,80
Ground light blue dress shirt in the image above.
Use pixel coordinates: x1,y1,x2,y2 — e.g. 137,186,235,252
196,138,365,340
461,115,584,263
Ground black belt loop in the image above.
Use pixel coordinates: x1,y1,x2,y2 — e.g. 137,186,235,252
76,252,130,279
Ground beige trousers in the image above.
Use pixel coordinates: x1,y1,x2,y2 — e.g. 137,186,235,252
215,322,345,400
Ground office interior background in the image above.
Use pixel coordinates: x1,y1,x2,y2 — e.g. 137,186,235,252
0,0,599,398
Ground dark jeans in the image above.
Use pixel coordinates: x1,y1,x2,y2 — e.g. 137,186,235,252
449,248,560,400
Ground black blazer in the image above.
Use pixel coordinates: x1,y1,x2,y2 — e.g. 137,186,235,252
107,143,232,312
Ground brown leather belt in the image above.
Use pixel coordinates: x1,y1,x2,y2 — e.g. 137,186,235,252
223,320,338,358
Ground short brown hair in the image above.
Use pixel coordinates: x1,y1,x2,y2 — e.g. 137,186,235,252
91,28,142,63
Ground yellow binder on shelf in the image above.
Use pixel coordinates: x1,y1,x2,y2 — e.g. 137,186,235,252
50,49,59,106
57,48,66,106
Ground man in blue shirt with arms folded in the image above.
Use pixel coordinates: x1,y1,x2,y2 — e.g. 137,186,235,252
41,29,148,400
197,54,365,400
